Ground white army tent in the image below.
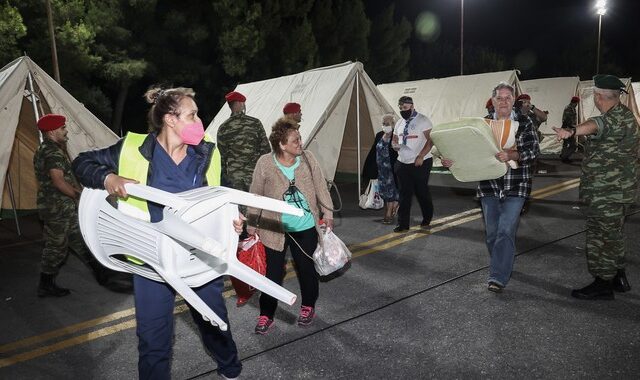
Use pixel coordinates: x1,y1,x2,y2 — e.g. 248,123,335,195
206,61,395,192
577,77,639,124
0,56,118,225
520,77,579,154
376,70,522,127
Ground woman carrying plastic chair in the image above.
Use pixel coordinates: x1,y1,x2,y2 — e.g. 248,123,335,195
72,86,243,380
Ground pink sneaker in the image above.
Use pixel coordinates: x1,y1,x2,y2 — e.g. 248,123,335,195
297,306,315,326
254,315,274,335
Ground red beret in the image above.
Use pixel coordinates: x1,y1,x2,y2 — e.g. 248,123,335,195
225,91,246,103
283,102,301,114
485,98,493,109
571,96,580,103
516,94,531,101
37,114,66,132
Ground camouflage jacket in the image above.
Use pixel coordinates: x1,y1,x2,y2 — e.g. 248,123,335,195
580,103,640,203
216,112,271,191
33,138,80,218
562,104,577,129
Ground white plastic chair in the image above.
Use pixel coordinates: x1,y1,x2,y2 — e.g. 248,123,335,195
78,184,302,331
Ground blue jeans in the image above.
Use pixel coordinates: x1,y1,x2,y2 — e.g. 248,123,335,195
134,275,242,380
480,196,525,287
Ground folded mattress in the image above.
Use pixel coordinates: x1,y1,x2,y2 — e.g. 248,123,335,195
431,117,517,182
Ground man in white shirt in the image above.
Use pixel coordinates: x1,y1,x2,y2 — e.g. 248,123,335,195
391,96,434,232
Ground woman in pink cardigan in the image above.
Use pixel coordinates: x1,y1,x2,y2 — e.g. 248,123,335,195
247,117,334,334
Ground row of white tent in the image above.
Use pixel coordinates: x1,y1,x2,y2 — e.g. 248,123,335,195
2,56,639,215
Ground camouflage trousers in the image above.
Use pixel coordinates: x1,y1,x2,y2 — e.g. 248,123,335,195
41,211,95,275
585,202,627,280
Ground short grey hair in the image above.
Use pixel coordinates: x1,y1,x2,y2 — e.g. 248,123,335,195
382,113,396,125
492,82,515,98
594,87,620,100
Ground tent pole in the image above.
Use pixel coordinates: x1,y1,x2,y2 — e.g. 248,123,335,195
356,71,361,197
27,71,43,143
5,173,22,236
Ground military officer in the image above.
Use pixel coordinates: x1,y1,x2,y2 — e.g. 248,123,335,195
33,114,131,297
283,102,303,124
217,91,270,307
559,96,580,163
516,93,548,141
217,91,271,192
554,75,640,300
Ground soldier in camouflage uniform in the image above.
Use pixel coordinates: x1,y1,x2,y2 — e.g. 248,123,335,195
554,75,640,300
217,91,271,192
217,91,270,306
283,102,303,125
559,96,580,163
33,114,131,297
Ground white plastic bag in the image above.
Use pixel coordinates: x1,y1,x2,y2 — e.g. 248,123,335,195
313,230,352,276
358,179,384,210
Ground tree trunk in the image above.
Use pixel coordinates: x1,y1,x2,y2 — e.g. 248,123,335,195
111,84,129,136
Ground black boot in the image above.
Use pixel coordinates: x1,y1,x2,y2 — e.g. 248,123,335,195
612,269,631,293
89,261,133,293
571,277,615,300
37,273,71,298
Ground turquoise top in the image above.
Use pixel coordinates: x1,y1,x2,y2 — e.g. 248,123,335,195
273,155,315,232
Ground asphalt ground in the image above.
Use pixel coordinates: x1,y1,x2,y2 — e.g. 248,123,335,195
1,156,639,379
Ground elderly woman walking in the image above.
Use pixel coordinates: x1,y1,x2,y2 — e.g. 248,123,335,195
247,117,334,335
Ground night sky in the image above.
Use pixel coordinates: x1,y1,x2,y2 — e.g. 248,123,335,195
376,0,640,80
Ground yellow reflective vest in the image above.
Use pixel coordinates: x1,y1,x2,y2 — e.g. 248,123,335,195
117,132,221,264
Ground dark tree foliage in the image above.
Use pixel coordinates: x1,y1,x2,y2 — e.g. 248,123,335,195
366,4,411,83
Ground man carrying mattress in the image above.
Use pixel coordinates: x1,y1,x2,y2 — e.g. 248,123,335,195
441,82,540,293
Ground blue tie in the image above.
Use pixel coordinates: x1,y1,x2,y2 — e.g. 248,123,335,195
402,117,412,145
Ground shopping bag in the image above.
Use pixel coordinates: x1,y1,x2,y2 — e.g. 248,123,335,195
313,230,352,276
230,235,266,306
237,235,267,275
358,179,384,210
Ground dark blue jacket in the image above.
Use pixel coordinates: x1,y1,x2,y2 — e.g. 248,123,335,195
72,133,216,189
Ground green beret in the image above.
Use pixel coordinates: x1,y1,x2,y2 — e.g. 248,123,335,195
593,74,628,93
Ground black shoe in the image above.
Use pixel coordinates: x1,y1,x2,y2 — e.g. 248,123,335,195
37,273,71,298
393,225,409,233
571,277,615,300
420,220,430,228
612,269,631,293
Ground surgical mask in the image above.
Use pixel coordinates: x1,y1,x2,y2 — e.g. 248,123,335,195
382,125,393,133
400,109,412,120
180,120,205,145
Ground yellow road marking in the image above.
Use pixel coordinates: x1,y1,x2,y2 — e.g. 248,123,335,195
0,178,581,368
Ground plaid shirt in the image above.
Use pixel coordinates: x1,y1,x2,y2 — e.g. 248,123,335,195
477,112,540,199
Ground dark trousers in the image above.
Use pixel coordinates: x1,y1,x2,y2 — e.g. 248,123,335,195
260,227,319,318
560,134,576,161
394,158,434,228
133,275,242,380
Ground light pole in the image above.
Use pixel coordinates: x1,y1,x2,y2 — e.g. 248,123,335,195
595,0,607,74
460,0,464,75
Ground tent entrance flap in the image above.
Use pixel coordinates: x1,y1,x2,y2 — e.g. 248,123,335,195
334,78,375,182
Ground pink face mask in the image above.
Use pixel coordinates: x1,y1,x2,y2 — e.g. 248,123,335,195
180,120,205,145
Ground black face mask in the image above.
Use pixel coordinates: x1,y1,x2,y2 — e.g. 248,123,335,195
400,109,413,120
